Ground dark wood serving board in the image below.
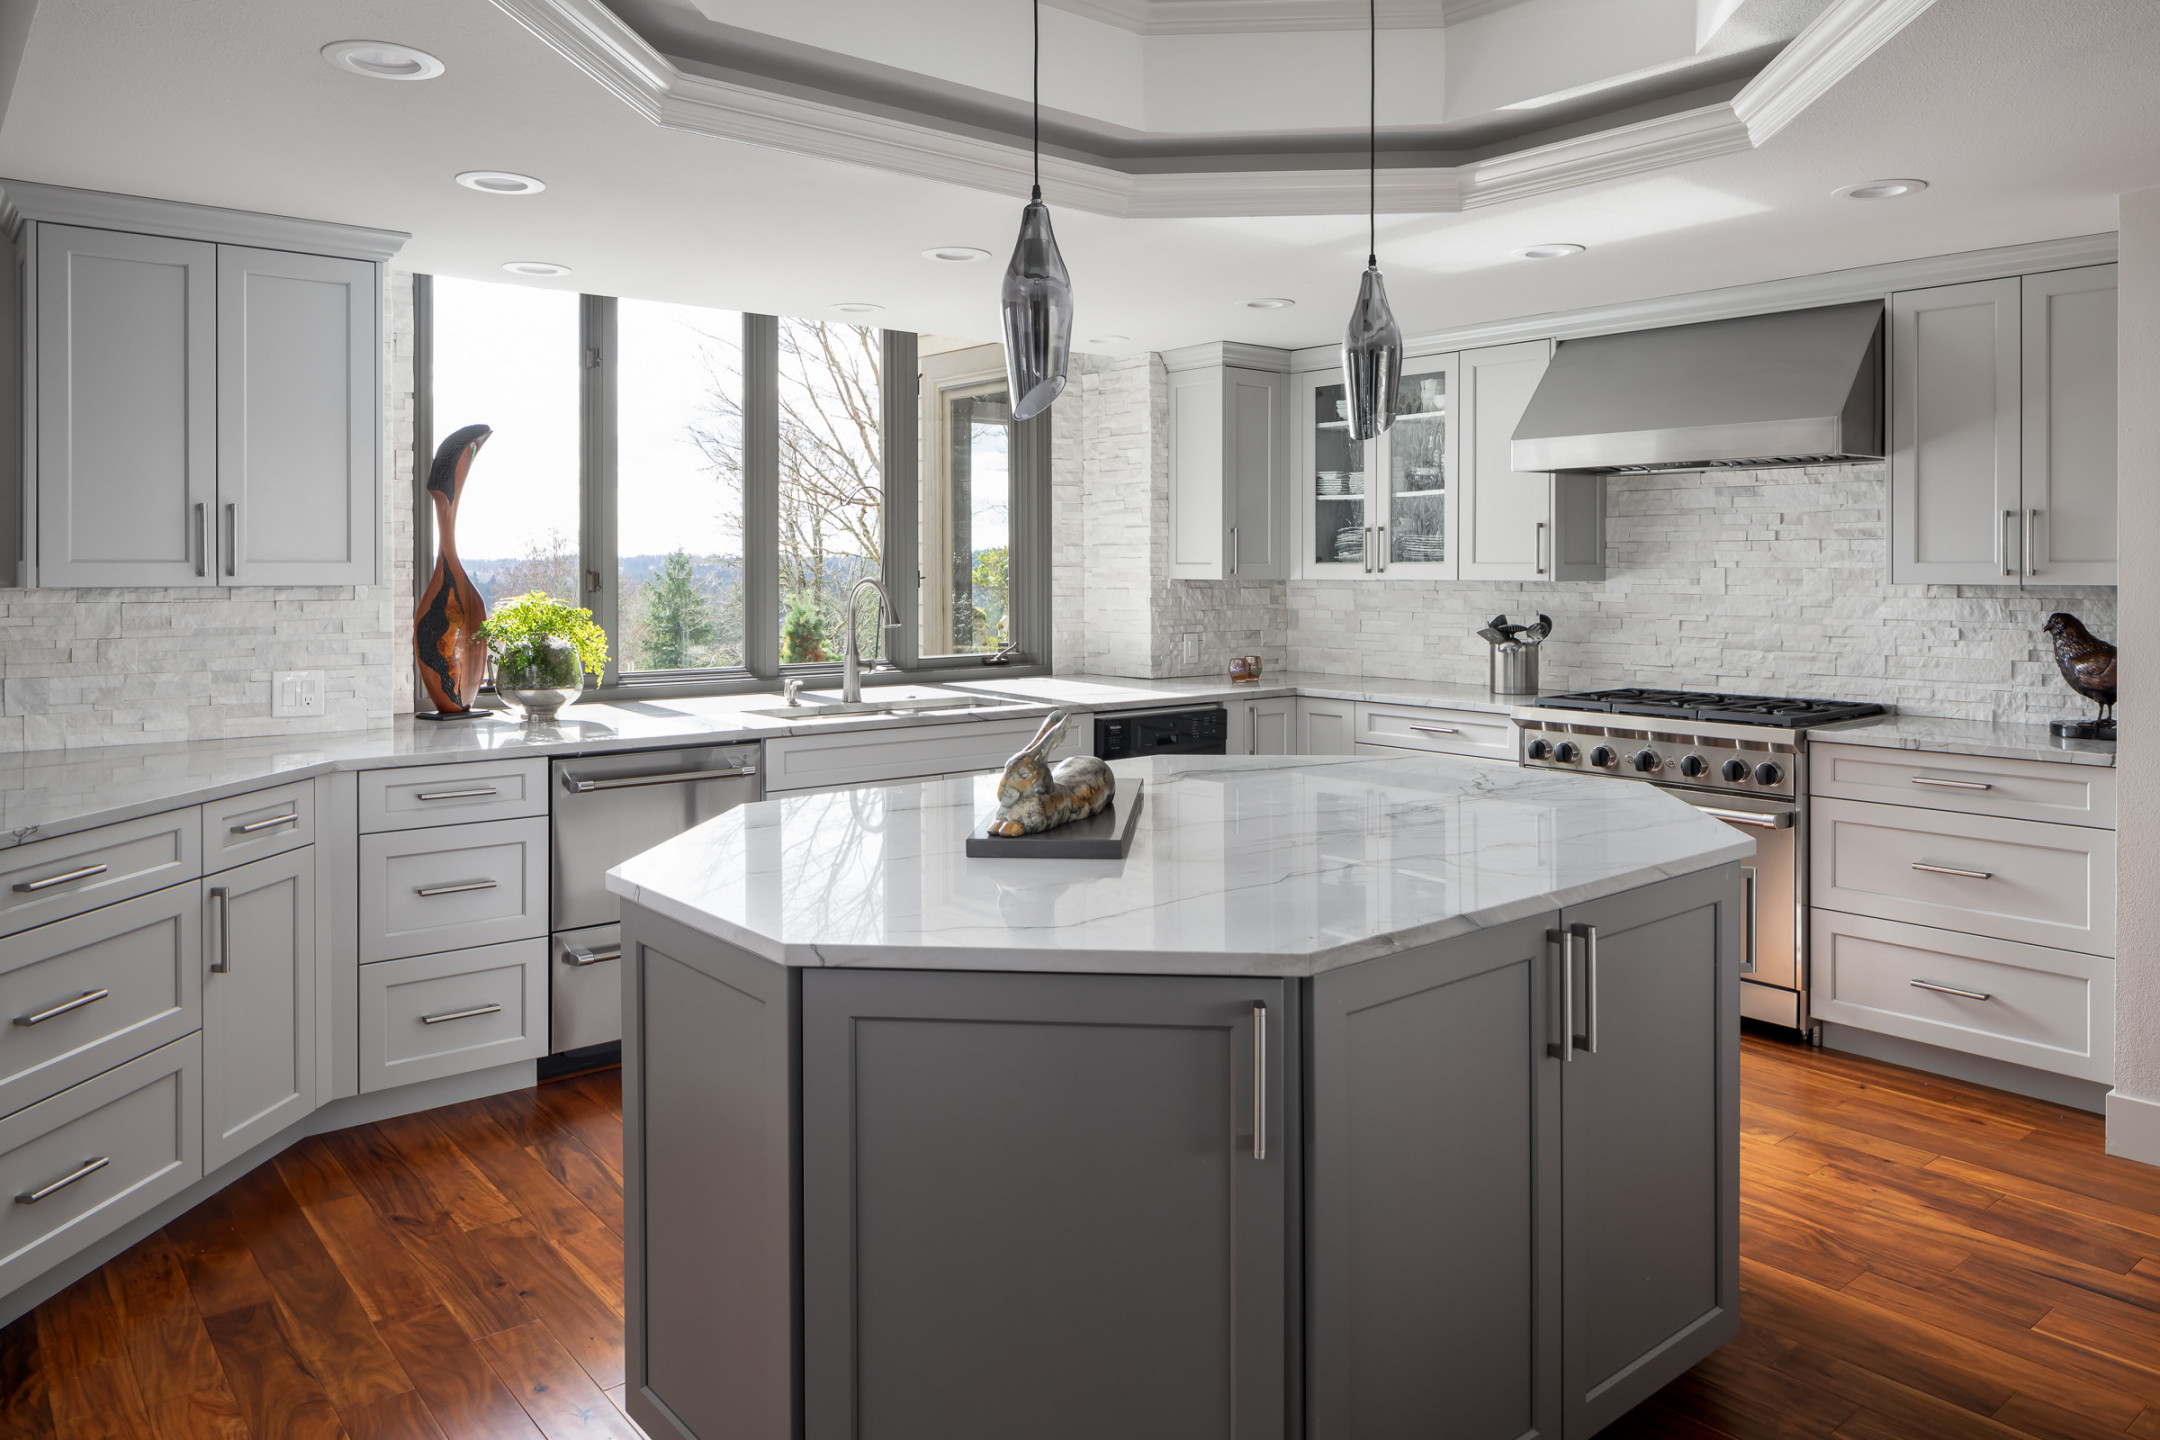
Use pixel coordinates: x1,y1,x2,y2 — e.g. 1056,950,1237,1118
966,781,1145,859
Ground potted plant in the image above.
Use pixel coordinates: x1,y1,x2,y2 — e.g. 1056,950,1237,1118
478,591,609,723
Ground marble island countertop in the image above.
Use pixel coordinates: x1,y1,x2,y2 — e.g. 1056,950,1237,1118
605,753,1755,978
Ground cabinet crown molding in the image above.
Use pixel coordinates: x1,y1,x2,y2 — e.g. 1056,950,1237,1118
0,180,409,263
1161,341,1297,374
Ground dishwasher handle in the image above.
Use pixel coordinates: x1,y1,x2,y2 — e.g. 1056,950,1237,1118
560,765,758,794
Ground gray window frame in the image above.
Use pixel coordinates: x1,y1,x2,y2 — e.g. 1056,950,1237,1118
414,280,1052,698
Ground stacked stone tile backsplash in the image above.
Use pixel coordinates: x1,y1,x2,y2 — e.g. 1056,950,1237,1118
0,272,418,753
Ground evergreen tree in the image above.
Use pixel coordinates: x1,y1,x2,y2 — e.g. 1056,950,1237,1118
781,592,832,664
640,550,716,669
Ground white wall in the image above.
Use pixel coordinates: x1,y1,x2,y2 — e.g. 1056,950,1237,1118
2108,188,2160,1161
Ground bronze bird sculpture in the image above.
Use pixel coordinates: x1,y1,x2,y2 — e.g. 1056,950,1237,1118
2043,612,2116,738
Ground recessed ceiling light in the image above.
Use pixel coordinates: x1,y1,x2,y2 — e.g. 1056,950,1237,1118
1087,335,1130,346
455,170,546,196
1516,243,1586,259
1245,298,1296,310
832,302,884,314
321,40,445,81
1838,179,1928,200
502,261,571,278
922,246,992,263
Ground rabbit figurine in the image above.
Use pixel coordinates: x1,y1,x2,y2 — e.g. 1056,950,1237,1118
988,711,1116,836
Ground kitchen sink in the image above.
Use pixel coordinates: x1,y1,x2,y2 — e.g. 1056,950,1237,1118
743,688,1032,721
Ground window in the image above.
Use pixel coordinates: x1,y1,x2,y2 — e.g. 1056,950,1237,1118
428,278,581,607
416,282,1048,690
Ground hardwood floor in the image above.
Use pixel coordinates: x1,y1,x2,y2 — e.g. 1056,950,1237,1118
6,1036,2160,1438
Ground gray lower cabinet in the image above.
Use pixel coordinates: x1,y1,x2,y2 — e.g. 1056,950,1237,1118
202,849,316,1172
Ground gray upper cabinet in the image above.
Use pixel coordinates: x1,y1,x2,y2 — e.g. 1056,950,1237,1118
34,226,218,587
202,847,316,1171
1889,267,2116,586
1458,339,1606,583
1166,346,1292,580
218,246,378,586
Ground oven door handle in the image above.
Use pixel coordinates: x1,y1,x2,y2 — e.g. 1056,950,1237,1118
1695,807,1794,829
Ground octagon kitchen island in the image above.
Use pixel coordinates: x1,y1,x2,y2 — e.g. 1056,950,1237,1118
605,753,1753,1440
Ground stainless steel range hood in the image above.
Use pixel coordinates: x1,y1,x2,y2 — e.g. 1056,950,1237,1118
1510,301,1884,474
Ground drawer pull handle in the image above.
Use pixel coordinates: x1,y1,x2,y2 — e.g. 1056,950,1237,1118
1910,978,1993,1002
1909,777,1992,791
421,1002,504,1025
13,989,110,1027
563,944,623,967
415,879,498,898
14,863,109,894
560,765,758,793
415,787,500,801
231,813,301,835
209,887,231,973
16,1156,110,1205
1408,725,1463,736
1910,862,1993,880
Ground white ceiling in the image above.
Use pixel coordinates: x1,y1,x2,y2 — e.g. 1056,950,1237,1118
1,0,2156,357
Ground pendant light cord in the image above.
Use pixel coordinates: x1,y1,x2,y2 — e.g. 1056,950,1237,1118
1032,0,1043,202
1368,0,1376,267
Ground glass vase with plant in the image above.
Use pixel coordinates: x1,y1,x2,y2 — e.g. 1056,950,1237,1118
478,592,610,723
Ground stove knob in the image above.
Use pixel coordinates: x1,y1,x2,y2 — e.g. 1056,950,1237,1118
1526,739,1551,760
1679,754,1709,778
1554,742,1579,764
1590,746,1618,769
1721,759,1749,783
1631,750,1660,773
1754,761,1784,787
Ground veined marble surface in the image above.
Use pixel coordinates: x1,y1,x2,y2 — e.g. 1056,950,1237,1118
1811,713,2116,768
953,669,1523,714
607,754,1753,978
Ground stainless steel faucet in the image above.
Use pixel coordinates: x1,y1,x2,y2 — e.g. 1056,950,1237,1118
841,576,899,703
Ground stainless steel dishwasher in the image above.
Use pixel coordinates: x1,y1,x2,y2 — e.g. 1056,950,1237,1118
549,743,761,1053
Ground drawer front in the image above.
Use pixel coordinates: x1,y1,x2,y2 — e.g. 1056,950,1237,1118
1811,910,2110,1081
551,923,622,1054
764,718,1050,794
358,758,548,832
0,1034,201,1299
0,885,203,1120
360,817,548,962
202,781,315,873
1354,703,1516,761
360,940,546,1092
1811,742,2115,828
1,810,202,939
1811,798,2114,955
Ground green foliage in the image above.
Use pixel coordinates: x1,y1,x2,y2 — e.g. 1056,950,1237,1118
781,592,832,664
477,591,608,676
971,545,1009,599
640,550,718,671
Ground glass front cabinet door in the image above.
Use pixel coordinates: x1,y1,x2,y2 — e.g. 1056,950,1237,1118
1299,356,1460,579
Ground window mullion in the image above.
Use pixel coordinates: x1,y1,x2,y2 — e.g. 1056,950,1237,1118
881,329,920,669
579,294,620,686
743,313,780,679
1013,405,1052,669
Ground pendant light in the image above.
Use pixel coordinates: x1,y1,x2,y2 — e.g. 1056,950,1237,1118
1341,0,1401,443
1002,0,1074,422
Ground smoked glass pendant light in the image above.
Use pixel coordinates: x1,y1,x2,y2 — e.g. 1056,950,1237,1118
1341,0,1401,442
1002,0,1074,422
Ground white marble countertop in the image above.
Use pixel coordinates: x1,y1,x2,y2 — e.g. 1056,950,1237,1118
605,754,1754,978
1809,713,2116,768
951,669,1524,714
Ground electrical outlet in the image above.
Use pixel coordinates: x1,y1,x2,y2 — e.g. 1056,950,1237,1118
1180,635,1199,666
271,670,324,718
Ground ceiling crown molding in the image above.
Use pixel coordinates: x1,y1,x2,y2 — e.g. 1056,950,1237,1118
1040,0,1525,35
490,0,1933,219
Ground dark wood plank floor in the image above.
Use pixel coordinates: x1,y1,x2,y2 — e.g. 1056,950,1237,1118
6,1037,2160,1438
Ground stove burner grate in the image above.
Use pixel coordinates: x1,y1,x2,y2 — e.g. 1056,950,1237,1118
1534,688,1886,728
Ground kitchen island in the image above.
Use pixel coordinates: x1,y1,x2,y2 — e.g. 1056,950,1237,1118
608,754,1753,1440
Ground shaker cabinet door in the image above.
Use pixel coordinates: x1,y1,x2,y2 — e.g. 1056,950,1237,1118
2021,264,2117,586
202,848,316,1171
1889,278,2023,584
800,969,1289,1440
1458,341,1555,582
34,225,218,587
217,245,379,586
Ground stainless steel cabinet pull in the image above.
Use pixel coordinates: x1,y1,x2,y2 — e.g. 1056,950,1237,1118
415,786,499,801
1574,923,1599,1055
2002,509,2016,577
1741,868,1759,975
1230,525,1239,577
1909,776,1990,791
560,766,757,793
1363,527,1374,573
209,886,231,973
194,502,207,577
1911,978,1992,1002
1408,724,1462,736
563,944,622,967
13,989,109,1027
17,1156,110,1205
1699,808,1793,829
416,879,497,897
1536,520,1548,576
1548,930,1574,1061
225,502,238,578
2026,507,2040,577
1377,524,1388,571
422,1002,504,1025
14,863,109,893
1910,861,1993,880
1251,1002,1267,1160
232,813,300,835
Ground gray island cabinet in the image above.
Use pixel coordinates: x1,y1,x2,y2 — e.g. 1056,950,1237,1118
608,755,1749,1440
